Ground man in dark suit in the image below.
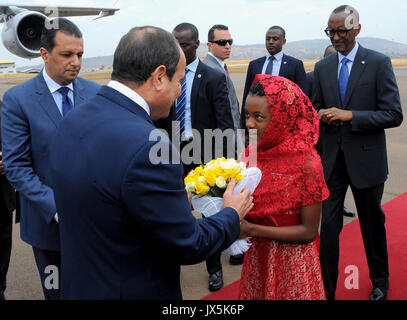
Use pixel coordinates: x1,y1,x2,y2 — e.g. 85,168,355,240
156,23,235,292
203,24,240,131
48,26,253,300
241,25,308,129
308,45,355,219
312,5,403,301
0,100,16,301
1,18,100,300
203,24,245,266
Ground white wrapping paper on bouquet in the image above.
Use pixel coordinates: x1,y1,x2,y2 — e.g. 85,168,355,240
192,167,262,255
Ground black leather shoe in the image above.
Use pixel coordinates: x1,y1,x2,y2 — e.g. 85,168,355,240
369,287,387,301
208,270,224,292
229,253,244,265
343,207,356,218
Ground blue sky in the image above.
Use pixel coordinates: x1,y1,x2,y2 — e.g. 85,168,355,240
2,0,406,67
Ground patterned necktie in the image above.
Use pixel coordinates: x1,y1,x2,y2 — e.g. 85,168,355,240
338,57,350,106
265,55,275,75
175,68,189,138
58,87,74,116
224,63,230,76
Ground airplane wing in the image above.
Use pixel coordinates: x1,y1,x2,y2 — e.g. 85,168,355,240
0,5,119,20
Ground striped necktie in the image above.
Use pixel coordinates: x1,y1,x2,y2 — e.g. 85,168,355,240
175,68,189,139
58,87,74,116
338,57,349,106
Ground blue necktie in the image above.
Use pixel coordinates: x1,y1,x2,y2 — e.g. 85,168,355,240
58,87,74,116
265,55,275,75
338,57,349,106
175,68,189,138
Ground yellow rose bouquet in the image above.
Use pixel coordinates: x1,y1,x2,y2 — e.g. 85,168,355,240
185,157,262,256
185,158,246,198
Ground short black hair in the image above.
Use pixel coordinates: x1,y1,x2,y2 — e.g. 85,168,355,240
267,26,286,39
173,23,199,41
249,81,266,97
111,26,180,86
208,24,229,42
40,18,82,52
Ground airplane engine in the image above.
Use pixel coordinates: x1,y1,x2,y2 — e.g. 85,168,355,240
2,10,47,59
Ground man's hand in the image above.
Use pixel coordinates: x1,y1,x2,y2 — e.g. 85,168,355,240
222,179,254,221
318,108,353,125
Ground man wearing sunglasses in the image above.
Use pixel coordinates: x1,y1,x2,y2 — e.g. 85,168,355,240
204,25,241,132
241,25,308,130
203,24,245,269
312,5,403,301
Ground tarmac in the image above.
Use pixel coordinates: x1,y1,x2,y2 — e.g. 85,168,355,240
1,68,406,300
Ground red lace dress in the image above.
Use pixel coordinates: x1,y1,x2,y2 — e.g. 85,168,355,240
238,75,329,300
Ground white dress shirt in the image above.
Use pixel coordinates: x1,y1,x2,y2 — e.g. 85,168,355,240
262,51,284,76
337,42,359,78
42,68,74,115
107,80,150,116
180,57,200,140
208,52,226,69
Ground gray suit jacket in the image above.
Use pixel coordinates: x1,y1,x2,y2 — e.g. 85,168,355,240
203,54,241,130
312,45,403,188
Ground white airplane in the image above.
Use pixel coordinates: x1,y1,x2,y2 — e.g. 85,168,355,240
0,4,120,58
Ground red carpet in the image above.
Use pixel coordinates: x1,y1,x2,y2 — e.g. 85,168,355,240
202,192,407,300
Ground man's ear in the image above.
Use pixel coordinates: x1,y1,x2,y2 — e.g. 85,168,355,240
354,24,362,37
283,38,287,46
151,65,167,89
40,47,49,63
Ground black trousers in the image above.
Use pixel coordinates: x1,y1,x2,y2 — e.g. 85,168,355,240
0,197,12,299
32,247,61,300
319,150,389,298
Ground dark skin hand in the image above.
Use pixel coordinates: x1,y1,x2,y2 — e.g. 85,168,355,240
239,202,322,244
318,108,353,126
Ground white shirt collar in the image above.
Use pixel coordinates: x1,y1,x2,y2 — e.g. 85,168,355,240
42,68,74,93
186,57,200,73
107,80,150,116
338,42,359,63
266,50,284,61
208,52,225,68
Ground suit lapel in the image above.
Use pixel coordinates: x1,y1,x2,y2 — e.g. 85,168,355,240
255,57,266,74
279,54,288,76
190,61,204,124
73,78,86,107
343,46,368,108
35,73,63,127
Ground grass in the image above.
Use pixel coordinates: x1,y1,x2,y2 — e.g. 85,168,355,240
3,59,407,85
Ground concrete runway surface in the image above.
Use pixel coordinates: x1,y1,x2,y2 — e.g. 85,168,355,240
1,68,406,300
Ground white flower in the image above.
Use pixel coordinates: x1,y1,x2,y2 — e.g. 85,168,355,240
216,176,227,189
198,176,206,184
219,159,236,170
185,181,196,193
237,162,247,173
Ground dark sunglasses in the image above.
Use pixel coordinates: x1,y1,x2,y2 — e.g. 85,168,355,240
324,28,353,38
209,38,233,46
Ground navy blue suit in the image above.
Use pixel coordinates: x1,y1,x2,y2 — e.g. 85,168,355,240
312,45,403,298
49,85,240,300
241,54,308,128
1,72,100,299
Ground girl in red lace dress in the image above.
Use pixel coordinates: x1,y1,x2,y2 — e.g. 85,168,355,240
238,75,329,300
